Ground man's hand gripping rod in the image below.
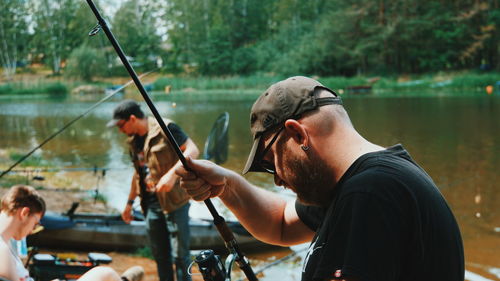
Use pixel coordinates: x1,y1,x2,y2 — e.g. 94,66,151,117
85,1,257,280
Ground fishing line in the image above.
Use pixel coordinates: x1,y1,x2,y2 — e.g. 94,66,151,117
0,70,154,178
5,167,127,173
240,247,308,280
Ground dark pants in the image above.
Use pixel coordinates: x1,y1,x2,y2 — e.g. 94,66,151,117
146,203,192,281
146,206,175,281
167,203,192,281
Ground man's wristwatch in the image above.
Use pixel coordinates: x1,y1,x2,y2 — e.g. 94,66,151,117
127,199,134,205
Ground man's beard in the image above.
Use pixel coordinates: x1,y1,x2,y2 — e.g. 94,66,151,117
287,150,334,207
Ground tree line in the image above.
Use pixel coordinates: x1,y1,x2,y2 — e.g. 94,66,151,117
1,0,499,80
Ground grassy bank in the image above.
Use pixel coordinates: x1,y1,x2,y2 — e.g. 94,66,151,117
374,72,500,91
152,74,368,92
2,71,499,97
152,71,500,94
0,149,97,193
0,81,68,96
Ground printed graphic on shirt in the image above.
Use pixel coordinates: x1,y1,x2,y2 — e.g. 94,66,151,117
302,239,325,273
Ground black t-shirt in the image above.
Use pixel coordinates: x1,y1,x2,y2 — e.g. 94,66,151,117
296,144,464,281
167,122,188,148
135,123,188,208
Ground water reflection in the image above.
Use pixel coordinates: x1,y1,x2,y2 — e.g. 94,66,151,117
0,94,499,280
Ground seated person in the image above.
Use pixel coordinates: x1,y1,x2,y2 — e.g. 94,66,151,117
0,185,144,281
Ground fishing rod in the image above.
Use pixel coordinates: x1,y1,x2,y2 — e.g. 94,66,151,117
85,1,258,280
0,71,153,179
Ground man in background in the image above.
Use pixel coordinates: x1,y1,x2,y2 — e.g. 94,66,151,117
109,100,199,281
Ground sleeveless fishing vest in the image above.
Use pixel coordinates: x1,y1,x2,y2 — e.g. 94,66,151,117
128,117,190,213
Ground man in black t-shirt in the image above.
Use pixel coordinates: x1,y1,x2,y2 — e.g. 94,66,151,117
108,100,199,281
295,144,463,281
175,77,464,281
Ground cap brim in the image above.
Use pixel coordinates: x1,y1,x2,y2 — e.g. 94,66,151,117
106,119,119,128
242,135,262,174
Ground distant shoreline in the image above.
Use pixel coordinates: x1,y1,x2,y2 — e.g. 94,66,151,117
2,71,500,98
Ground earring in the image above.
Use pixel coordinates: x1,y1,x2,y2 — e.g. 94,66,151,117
301,145,310,151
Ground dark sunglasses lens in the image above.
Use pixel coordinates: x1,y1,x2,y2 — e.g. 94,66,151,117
257,126,283,175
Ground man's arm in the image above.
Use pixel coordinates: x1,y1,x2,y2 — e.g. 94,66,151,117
156,138,199,193
175,158,314,246
121,172,138,223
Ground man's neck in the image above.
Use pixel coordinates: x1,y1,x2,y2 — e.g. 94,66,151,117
324,129,384,184
136,117,149,136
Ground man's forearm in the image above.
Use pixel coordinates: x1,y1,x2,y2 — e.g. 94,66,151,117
127,173,139,202
172,138,200,177
220,170,314,246
157,138,199,193
219,170,293,246
182,138,200,159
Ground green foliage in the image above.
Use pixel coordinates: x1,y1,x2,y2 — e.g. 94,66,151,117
44,82,68,96
133,246,154,259
103,66,130,77
66,2,105,50
371,71,500,90
0,84,14,95
165,0,272,76
0,0,31,79
0,175,30,189
65,45,106,82
31,0,80,75
0,81,68,96
3,0,500,78
163,0,500,76
232,47,257,74
447,72,500,88
320,77,371,90
112,0,163,71
153,75,284,91
152,72,500,93
9,151,49,167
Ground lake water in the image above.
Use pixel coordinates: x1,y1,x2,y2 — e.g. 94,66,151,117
0,91,499,280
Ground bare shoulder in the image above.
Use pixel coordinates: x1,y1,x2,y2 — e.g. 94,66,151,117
0,241,11,259
0,242,17,281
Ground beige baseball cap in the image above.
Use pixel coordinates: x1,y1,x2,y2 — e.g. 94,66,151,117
242,76,342,174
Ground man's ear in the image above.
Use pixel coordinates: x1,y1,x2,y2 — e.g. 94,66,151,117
128,114,137,123
19,207,30,220
284,119,309,147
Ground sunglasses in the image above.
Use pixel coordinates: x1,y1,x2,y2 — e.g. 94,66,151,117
32,222,44,234
256,126,285,174
117,118,129,129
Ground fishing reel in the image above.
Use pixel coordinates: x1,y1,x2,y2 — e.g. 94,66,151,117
193,249,237,281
